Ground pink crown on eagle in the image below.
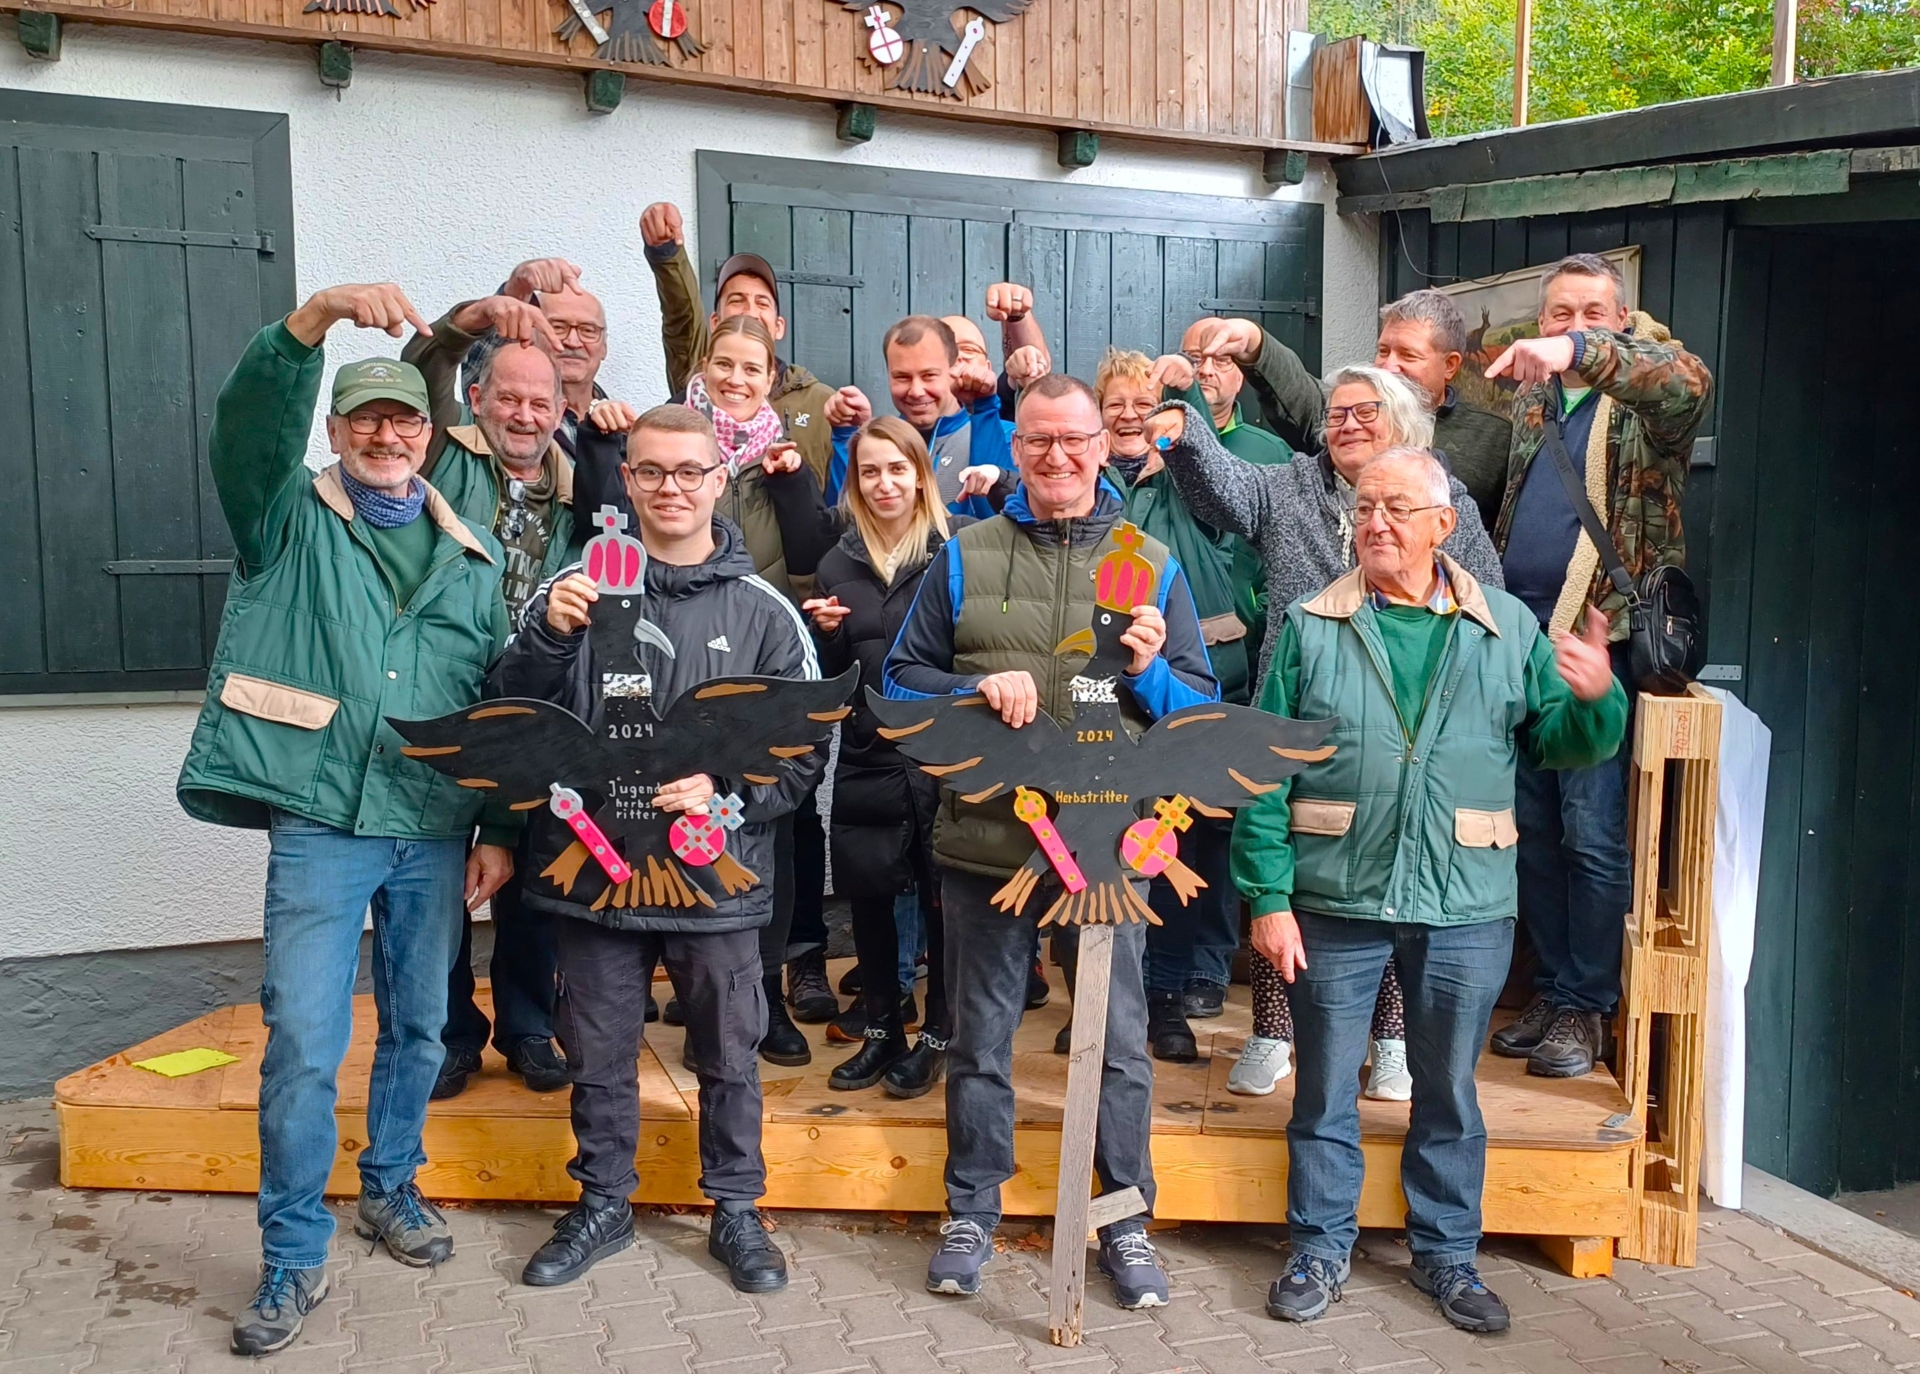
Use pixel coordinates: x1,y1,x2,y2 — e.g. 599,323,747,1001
584,505,646,593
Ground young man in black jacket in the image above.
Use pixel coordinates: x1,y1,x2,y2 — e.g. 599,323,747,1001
494,404,821,1293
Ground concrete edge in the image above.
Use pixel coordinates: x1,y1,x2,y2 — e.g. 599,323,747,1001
1742,1164,1920,1295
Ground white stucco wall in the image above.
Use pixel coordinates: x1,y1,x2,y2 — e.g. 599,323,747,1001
0,21,1378,961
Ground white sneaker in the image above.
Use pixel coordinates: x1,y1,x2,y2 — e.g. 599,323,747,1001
1366,1038,1411,1100
1227,1036,1293,1095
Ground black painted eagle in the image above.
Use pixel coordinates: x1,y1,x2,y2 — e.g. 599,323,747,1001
555,0,707,65
865,523,1338,926
842,0,1032,98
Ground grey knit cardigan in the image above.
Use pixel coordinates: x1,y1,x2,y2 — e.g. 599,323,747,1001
1154,401,1505,694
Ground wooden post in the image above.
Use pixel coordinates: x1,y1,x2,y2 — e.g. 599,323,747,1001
584,69,625,114
317,40,353,89
1771,0,1797,85
836,102,877,143
16,11,62,60
1047,924,1114,1347
1512,0,1532,126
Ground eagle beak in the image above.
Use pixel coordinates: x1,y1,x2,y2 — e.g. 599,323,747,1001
633,618,677,659
1054,627,1096,657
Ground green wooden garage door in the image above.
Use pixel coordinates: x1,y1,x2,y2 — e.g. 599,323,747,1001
694,153,1322,409
0,92,296,696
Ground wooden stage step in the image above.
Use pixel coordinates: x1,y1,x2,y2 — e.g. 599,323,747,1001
55,962,1638,1250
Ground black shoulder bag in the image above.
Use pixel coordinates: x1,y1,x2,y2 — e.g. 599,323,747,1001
1539,415,1704,695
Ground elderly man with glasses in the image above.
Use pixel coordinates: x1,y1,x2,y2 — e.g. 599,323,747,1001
402,263,607,1100
883,372,1220,1311
1208,443,1625,1336
176,283,516,1356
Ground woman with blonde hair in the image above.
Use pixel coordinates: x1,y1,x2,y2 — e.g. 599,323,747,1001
1150,362,1504,1102
764,416,966,1098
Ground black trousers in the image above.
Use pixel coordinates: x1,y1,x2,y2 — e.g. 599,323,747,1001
553,917,767,1205
847,841,948,1037
758,815,796,977
788,789,829,958
445,870,556,1056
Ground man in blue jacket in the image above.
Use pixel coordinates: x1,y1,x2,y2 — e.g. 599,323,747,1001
883,373,1218,1311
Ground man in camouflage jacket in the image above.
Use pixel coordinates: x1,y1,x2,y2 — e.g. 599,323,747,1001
1480,254,1712,1081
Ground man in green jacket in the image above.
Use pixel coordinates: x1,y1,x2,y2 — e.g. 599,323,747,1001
404,280,588,1100
1186,291,1512,527
176,283,516,1357
1223,446,1624,1336
638,200,836,487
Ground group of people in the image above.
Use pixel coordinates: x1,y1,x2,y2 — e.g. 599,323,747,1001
174,199,1711,1359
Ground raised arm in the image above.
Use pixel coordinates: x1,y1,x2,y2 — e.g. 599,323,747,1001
1185,317,1327,453
1146,401,1278,545
639,202,709,398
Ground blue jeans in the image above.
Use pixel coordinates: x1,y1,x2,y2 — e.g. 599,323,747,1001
1515,648,1632,1014
257,811,467,1270
1144,816,1237,994
1286,912,1514,1269
895,887,924,991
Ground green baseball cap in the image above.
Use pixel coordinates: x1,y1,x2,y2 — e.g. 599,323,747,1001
331,358,431,417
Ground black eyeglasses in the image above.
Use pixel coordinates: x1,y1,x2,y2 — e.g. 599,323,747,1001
1326,401,1385,427
345,412,428,438
1354,500,1446,525
1013,431,1103,458
626,461,723,492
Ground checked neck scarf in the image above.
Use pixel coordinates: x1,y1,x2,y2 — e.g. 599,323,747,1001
685,373,783,472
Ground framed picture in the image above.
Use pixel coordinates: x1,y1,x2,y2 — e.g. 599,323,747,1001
1439,246,1641,415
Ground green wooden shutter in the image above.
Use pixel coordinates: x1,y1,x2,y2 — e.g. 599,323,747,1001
0,92,295,696
696,153,1322,406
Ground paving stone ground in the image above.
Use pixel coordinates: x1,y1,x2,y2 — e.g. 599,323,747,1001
6,1098,1918,1374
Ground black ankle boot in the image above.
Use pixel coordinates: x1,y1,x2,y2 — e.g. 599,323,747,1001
1148,991,1199,1062
829,1006,910,1090
883,1030,947,1099
522,1197,634,1286
709,1204,788,1293
759,973,812,1067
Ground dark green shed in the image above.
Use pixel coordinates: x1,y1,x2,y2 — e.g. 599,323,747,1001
1336,68,1920,1198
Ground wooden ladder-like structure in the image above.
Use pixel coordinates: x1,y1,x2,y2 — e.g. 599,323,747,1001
1616,684,1723,1268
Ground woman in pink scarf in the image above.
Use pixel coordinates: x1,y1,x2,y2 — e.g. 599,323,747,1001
685,316,785,472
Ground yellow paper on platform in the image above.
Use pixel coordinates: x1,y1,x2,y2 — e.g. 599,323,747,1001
132,1047,240,1078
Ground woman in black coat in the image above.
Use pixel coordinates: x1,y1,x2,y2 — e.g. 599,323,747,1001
765,416,965,1098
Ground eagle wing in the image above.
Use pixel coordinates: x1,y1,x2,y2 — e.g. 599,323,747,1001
863,685,1068,803
1133,704,1340,811
386,699,602,813
654,665,862,787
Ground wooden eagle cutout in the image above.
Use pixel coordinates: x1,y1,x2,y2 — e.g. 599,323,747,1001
389,507,857,913
865,522,1337,926
838,0,1031,97
555,0,707,64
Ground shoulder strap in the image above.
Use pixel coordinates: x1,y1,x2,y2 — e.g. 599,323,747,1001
1539,413,1634,600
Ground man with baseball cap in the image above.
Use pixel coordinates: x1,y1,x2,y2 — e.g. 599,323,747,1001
639,202,836,485
177,283,516,1357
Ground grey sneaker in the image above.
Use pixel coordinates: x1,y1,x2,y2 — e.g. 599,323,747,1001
355,1181,453,1267
1097,1228,1169,1308
1410,1260,1511,1332
231,1263,329,1356
1265,1252,1349,1322
926,1217,994,1295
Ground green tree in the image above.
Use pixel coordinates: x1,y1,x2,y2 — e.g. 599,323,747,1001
1312,0,1918,137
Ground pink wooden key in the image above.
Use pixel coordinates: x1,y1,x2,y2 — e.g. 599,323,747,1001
549,784,633,884
1014,787,1087,893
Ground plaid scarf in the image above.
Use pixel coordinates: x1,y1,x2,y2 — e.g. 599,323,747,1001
685,373,783,472
1367,558,1459,614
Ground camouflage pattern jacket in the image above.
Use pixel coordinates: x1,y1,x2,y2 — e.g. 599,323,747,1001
1492,311,1712,641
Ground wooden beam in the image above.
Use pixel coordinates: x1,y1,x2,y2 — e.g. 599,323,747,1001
15,8,60,57
1048,925,1113,1348
1771,0,1797,86
1335,67,1920,200
835,101,876,144
1537,1234,1615,1278
1262,148,1309,187
1513,0,1532,126
317,39,351,89
0,2,1364,158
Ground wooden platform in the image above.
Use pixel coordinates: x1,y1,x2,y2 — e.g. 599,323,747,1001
55,962,1639,1247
